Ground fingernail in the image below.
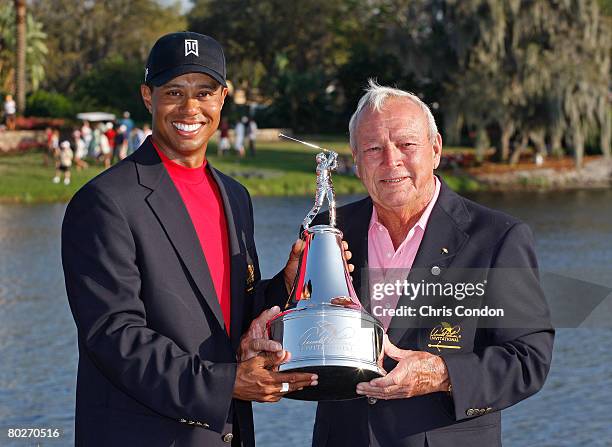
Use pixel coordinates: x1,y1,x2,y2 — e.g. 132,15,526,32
276,351,284,357
311,375,318,380
311,380,318,386
272,306,280,312
356,389,364,394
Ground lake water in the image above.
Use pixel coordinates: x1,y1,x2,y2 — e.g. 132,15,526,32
0,189,611,446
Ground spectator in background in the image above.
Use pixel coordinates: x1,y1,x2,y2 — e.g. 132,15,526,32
218,117,231,156
113,124,128,161
234,116,247,157
119,111,135,152
53,140,73,185
247,116,258,157
87,124,100,158
50,129,60,158
72,129,89,171
80,121,92,155
96,124,112,168
3,94,16,130
130,126,145,153
105,122,116,161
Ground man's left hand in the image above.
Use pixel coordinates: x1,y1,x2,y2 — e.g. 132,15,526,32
356,336,450,400
238,306,286,362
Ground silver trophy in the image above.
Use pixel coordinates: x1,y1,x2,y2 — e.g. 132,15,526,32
267,135,384,401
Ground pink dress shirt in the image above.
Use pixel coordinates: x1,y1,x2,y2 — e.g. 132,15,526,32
368,177,441,330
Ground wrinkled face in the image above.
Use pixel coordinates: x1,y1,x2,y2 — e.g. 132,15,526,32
353,98,442,211
141,72,227,157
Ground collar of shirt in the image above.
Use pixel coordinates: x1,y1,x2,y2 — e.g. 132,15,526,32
368,176,441,269
152,140,207,185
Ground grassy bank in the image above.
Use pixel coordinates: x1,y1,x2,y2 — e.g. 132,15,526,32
0,139,479,203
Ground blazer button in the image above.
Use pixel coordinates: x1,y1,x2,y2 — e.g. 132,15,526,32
466,408,475,416
486,407,493,413
368,397,378,405
222,433,234,443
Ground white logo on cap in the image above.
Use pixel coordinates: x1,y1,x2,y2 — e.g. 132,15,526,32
185,39,199,57
144,67,148,82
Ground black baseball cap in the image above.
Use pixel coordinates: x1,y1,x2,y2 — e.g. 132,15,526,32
144,31,227,87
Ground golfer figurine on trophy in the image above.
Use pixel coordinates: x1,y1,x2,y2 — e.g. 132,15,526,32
303,149,338,229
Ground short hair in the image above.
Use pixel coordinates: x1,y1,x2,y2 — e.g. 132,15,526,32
348,79,438,151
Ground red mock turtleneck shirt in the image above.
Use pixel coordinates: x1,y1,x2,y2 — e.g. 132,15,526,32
153,142,231,334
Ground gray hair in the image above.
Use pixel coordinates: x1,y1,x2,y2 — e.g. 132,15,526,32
348,79,438,151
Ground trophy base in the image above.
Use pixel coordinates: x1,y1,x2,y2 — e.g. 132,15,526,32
269,304,385,401
280,360,384,401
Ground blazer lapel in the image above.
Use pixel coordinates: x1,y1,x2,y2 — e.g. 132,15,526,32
209,167,247,352
133,139,226,333
387,179,471,345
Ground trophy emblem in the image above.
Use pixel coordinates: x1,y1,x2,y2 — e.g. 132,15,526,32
267,135,384,401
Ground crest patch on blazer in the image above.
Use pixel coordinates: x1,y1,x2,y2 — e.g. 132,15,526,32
427,321,462,351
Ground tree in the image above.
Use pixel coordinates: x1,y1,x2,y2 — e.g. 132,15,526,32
434,0,610,167
189,0,357,130
72,55,149,121
0,2,47,98
29,0,186,94
14,0,25,113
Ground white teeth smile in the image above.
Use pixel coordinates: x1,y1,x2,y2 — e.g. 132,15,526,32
382,177,407,183
173,122,202,132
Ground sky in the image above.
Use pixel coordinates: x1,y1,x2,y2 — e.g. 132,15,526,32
158,0,192,13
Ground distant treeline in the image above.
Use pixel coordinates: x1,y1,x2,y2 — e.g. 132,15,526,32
1,0,610,166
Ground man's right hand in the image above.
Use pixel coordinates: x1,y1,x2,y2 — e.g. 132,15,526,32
233,353,318,402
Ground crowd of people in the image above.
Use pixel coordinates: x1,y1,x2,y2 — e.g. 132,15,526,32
42,111,257,186
45,111,151,185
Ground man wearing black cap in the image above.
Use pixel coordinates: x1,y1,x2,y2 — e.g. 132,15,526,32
61,32,316,447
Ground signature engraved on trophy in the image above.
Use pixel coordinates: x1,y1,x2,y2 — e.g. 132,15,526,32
299,321,355,352
278,134,338,229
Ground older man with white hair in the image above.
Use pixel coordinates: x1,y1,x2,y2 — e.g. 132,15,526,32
308,80,554,447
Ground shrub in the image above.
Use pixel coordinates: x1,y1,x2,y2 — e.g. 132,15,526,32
26,91,76,118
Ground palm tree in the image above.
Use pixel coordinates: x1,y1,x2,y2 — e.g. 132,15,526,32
14,0,25,114
0,3,47,101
